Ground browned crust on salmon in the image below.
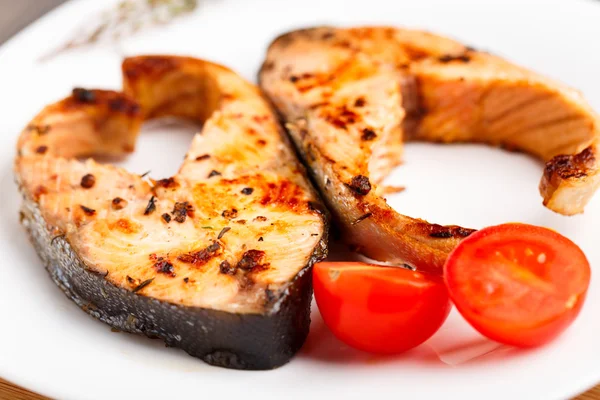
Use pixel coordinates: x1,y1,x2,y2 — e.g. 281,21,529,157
14,55,328,369
260,26,600,272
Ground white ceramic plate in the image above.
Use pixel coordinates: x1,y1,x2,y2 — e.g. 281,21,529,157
1,0,600,399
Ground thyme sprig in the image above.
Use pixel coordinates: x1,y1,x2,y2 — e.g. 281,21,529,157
40,0,198,62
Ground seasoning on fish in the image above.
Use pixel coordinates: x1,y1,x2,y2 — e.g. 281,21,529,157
260,26,600,273
15,55,327,370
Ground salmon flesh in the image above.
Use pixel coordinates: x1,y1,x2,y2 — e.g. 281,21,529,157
259,26,600,273
15,56,328,370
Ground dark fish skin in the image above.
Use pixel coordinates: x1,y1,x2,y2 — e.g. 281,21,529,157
20,165,329,371
15,56,330,370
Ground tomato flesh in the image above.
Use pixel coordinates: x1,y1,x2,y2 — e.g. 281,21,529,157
444,223,590,347
313,262,451,354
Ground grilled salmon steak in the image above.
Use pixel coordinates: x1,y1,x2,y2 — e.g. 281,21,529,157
259,26,600,273
15,55,328,370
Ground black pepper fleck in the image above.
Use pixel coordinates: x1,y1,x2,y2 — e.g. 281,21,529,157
72,88,96,103
361,128,377,141
80,205,96,216
222,208,238,219
172,202,194,223
154,260,175,277
345,175,371,196
219,260,236,275
35,145,48,154
112,197,127,210
80,174,95,189
354,97,366,107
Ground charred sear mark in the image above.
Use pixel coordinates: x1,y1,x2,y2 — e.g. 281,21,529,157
172,201,194,223
112,197,127,210
161,213,171,223
219,260,236,275
545,146,596,179
254,216,267,222
34,186,48,200
352,212,373,225
156,177,178,189
235,219,247,225
178,242,221,266
354,97,366,107
35,145,48,154
260,180,305,209
438,53,471,63
27,124,51,135
321,31,335,40
258,236,264,242
345,175,371,196
195,154,210,161
126,275,136,285
72,88,96,103
428,224,475,238
111,218,138,234
152,257,175,277
144,196,156,215
252,115,270,123
80,205,96,216
183,277,189,283
217,227,231,240
108,97,140,114
289,73,313,84
123,56,179,81
361,128,377,141
241,187,254,195
222,208,238,219
208,170,222,178
80,174,95,189
132,278,154,293
322,104,360,130
237,250,269,272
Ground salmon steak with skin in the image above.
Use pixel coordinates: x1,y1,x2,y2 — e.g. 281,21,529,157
14,55,328,370
259,26,600,273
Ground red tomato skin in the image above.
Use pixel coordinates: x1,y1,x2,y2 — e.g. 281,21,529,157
313,262,452,354
444,223,591,347
456,292,587,347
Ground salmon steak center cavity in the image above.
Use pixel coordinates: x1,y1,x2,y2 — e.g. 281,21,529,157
14,56,328,370
259,26,600,273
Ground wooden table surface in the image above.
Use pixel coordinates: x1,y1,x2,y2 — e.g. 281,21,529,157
0,0,599,399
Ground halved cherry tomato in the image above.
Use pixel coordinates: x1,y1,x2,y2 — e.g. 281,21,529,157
313,262,451,354
444,223,590,347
